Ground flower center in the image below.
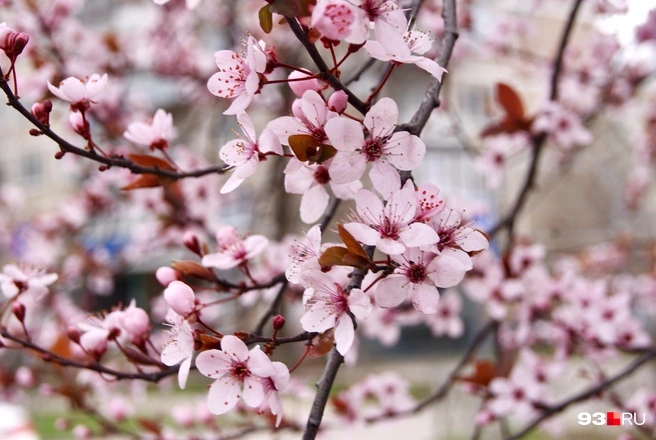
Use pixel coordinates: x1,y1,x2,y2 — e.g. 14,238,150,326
379,217,399,239
230,362,250,381
406,263,426,284
314,165,331,184
363,139,383,162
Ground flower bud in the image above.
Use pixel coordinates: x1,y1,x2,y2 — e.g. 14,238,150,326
31,102,50,125
328,90,348,114
72,424,92,439
273,315,285,331
67,326,81,344
43,100,53,113
163,281,196,318
69,112,90,140
120,300,150,338
12,301,25,322
183,231,201,255
79,329,109,359
156,266,181,287
8,32,29,58
287,71,322,97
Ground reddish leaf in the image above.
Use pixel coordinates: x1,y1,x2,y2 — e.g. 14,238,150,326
318,246,369,269
496,83,524,121
127,153,175,171
338,224,368,259
171,260,215,280
289,134,320,162
137,419,162,435
121,174,161,190
316,144,337,163
457,359,499,387
308,329,334,358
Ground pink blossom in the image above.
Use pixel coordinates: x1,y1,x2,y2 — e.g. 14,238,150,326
123,109,175,150
0,264,58,301
637,9,656,43
432,207,489,270
79,328,109,359
207,37,267,115
344,187,439,255
47,73,108,109
164,281,197,320
153,0,201,9
155,266,181,286
195,335,277,415
423,290,464,338
365,30,447,81
346,0,410,58
475,134,528,189
531,102,592,152
219,111,282,193
119,299,150,341
287,70,323,97
257,361,290,427
325,98,425,198
299,270,372,355
410,182,446,222
161,321,195,389
375,248,466,313
509,244,546,276
488,369,542,420
202,226,269,270
0,22,29,60
267,90,338,147
311,0,358,41
286,225,323,284
284,158,362,224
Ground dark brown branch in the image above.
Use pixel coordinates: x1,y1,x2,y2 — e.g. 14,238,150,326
400,0,459,136
505,349,656,440
488,0,584,240
285,17,368,115
0,68,227,180
0,327,180,382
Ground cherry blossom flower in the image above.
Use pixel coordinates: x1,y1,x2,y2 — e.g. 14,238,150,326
161,321,195,389
475,134,528,189
325,98,425,198
365,30,447,81
346,0,409,58
207,37,267,115
531,102,592,152
375,248,466,313
0,264,58,301
431,207,489,271
195,335,277,415
286,225,323,284
287,71,323,97
267,90,338,147
487,369,543,421
311,0,358,41
423,289,464,338
219,111,282,193
256,361,290,427
123,109,175,150
409,182,446,222
284,158,362,224
344,187,439,255
202,226,268,270
299,270,372,355
47,73,108,109
0,22,29,60
509,244,546,276
163,280,197,322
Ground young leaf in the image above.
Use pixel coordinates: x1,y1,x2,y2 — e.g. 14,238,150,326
316,144,337,164
456,359,499,387
496,83,525,120
171,260,215,280
318,246,369,269
127,153,175,171
338,224,368,258
121,174,161,190
259,5,273,34
289,134,321,162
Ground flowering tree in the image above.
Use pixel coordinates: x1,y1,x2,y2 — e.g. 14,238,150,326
1,0,656,439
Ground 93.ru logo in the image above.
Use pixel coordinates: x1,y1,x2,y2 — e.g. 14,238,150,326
578,412,646,426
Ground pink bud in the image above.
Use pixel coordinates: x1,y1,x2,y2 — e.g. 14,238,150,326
31,102,49,125
72,424,92,439
67,326,81,344
287,71,322,97
79,329,109,359
273,315,285,331
43,99,53,113
14,366,36,388
12,301,25,322
183,231,201,255
163,281,196,318
10,32,29,58
69,112,89,140
156,266,181,287
328,90,348,114
120,300,150,338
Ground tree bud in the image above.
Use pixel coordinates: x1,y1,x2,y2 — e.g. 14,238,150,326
273,314,285,331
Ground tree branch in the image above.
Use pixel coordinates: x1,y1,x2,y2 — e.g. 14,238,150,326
0,68,227,180
505,349,656,440
285,17,368,115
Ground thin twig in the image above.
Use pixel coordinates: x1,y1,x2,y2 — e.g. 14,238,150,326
252,279,289,335
505,349,656,440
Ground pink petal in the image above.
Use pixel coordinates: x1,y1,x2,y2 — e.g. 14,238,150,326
60,77,88,103
374,11,411,59
375,276,410,308
202,252,240,270
224,93,252,115
85,74,108,101
195,349,232,377
354,189,384,221
385,132,425,171
221,335,250,362
244,235,269,259
324,117,364,152
411,282,440,314
178,357,192,390
300,303,337,333
369,160,401,199
266,116,308,145
237,112,256,142
343,222,379,246
457,228,489,252
364,40,392,61
398,222,440,248
330,179,362,200
427,254,466,288
412,57,447,82
258,128,283,155
376,237,406,255
334,314,355,355
248,346,277,378
207,378,241,415
384,186,416,225
242,376,265,408
284,162,315,194
219,139,254,167
300,184,330,224
329,151,366,184
347,288,372,320
300,90,328,128
364,97,398,139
